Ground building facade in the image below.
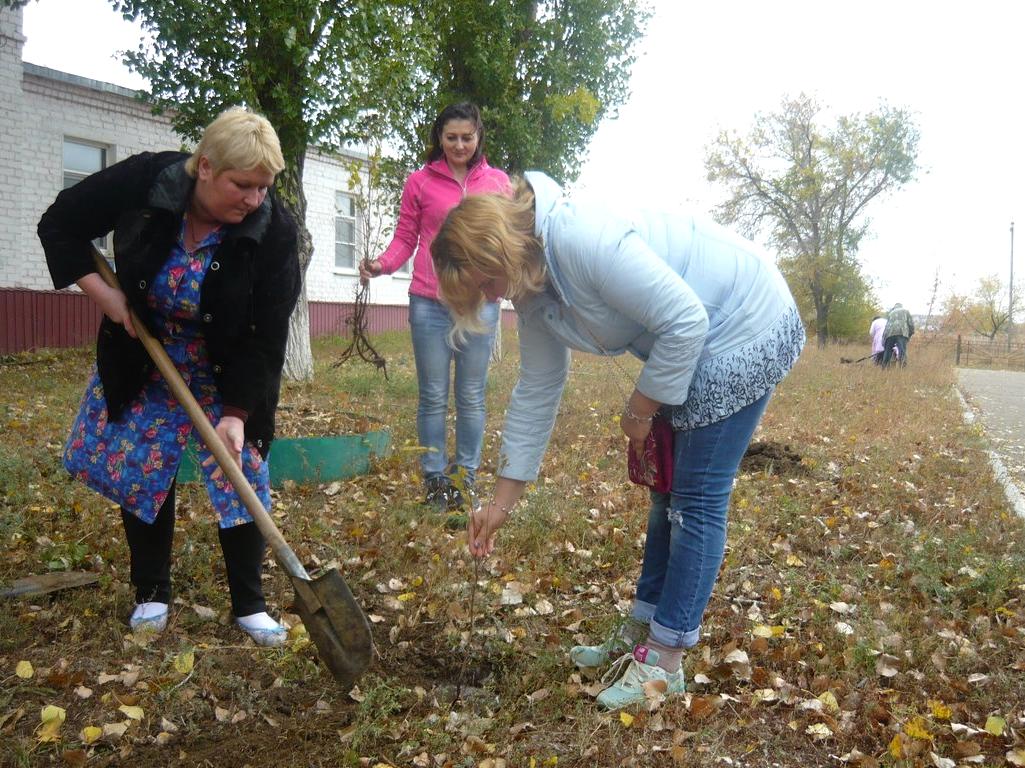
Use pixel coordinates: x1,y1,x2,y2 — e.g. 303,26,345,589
0,6,418,354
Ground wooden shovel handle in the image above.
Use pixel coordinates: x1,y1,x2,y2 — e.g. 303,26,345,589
90,248,309,580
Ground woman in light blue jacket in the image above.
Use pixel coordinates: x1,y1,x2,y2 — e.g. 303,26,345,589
432,173,805,710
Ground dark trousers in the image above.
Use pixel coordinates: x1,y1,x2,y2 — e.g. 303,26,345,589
882,335,909,367
120,480,268,616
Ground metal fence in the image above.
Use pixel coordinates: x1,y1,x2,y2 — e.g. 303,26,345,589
948,334,1025,370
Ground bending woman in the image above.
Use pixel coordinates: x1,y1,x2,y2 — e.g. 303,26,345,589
431,173,805,709
38,107,300,646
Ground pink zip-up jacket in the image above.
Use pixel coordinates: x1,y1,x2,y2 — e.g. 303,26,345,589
377,156,510,299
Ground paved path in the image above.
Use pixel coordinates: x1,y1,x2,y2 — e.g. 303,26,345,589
956,368,1025,515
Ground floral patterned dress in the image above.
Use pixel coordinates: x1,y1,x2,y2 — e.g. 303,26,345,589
64,218,272,528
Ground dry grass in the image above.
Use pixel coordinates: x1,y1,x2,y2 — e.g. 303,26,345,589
1,334,1024,768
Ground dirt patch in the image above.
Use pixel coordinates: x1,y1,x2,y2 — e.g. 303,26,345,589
740,440,806,475
380,619,502,697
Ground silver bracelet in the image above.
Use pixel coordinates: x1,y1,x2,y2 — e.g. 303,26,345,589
623,403,654,423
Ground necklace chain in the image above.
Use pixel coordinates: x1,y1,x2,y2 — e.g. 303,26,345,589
185,215,199,255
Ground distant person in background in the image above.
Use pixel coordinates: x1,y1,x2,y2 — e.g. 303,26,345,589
882,303,914,367
869,315,887,365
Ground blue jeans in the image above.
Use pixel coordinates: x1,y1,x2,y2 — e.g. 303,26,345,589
409,295,498,482
631,391,772,648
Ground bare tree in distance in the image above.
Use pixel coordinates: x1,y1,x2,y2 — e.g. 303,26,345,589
705,94,919,347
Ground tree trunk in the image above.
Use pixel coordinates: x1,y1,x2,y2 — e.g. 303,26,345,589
813,291,829,348
282,220,314,382
273,158,315,382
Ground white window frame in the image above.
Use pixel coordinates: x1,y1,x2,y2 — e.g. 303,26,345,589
63,138,109,250
334,191,359,271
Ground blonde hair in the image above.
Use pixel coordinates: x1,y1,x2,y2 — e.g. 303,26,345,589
433,178,547,342
185,107,285,177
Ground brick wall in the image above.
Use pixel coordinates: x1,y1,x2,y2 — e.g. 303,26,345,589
0,9,28,291
0,7,459,355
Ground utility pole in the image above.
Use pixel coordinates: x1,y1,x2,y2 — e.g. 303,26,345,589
1011,221,1015,353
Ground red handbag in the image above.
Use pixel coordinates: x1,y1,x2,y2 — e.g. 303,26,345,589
627,415,674,493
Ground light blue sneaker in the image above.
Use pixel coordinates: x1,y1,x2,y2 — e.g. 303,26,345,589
569,617,647,669
596,645,686,710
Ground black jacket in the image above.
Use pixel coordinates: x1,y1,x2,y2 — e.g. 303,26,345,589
38,151,300,457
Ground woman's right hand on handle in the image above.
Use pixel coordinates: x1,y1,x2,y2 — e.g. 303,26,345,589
359,258,383,285
78,272,137,338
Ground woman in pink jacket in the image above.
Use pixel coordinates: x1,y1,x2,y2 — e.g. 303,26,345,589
361,103,509,511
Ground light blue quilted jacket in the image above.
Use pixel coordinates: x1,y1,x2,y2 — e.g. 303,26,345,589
499,171,804,482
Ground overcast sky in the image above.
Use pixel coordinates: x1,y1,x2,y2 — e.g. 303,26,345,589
22,0,1024,316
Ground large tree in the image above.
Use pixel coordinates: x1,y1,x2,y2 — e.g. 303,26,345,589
112,0,433,380
391,0,649,184
705,94,919,346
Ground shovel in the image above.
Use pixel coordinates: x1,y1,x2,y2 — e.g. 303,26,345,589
91,248,373,688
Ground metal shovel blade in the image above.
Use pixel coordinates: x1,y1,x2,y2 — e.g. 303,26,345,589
290,568,373,689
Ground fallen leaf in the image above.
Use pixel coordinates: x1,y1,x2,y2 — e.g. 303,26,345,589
952,741,981,758
102,722,128,742
38,704,66,743
459,735,495,755
214,707,230,722
688,695,721,720
500,583,524,605
526,688,550,704
929,753,955,768
751,688,778,704
74,686,92,699
173,650,195,676
192,604,217,620
620,712,634,727
1007,748,1025,766
118,705,144,721
984,715,1005,736
805,722,832,740
16,660,34,679
509,721,533,737
903,717,932,741
62,749,87,767
533,598,554,615
817,691,839,714
875,654,899,677
80,725,102,745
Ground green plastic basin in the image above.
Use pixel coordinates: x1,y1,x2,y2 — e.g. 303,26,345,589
177,422,390,487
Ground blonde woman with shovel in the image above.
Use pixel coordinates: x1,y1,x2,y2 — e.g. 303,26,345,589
38,107,299,646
